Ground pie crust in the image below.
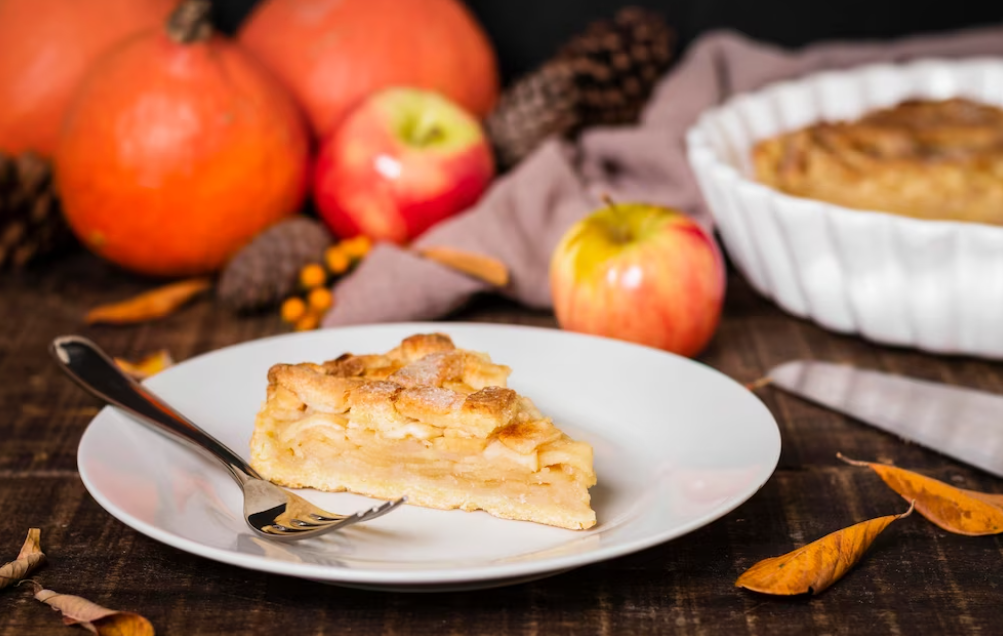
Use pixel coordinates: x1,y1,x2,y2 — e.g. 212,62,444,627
753,98,1003,225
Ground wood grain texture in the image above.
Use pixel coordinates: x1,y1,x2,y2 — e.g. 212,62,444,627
2,252,1003,635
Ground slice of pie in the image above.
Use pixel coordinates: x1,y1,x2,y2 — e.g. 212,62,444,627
250,333,597,530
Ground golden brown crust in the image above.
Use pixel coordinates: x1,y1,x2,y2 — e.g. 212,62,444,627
753,98,1003,225
267,363,363,413
313,334,509,390
387,352,466,388
272,365,524,440
390,333,458,360
319,333,457,379
497,419,564,455
264,335,516,438
321,353,398,378
463,385,518,416
395,386,465,417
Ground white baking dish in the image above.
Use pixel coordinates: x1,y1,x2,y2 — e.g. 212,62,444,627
686,57,1003,358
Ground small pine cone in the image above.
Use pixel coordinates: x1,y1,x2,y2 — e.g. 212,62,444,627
485,61,582,170
484,7,673,171
557,7,674,127
0,151,74,270
217,217,333,313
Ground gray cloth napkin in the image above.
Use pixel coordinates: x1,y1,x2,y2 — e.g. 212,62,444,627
324,25,1003,327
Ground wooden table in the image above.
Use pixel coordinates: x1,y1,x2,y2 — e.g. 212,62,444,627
2,253,1001,635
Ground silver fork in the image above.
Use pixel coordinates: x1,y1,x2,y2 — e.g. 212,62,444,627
50,335,405,541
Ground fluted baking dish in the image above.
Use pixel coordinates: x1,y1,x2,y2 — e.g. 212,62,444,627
686,57,1003,358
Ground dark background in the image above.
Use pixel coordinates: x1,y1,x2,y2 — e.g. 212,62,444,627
213,0,1003,81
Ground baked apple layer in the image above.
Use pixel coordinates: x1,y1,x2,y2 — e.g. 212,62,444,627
252,423,596,530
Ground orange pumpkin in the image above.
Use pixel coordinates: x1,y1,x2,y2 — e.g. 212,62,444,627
239,0,499,139
56,0,310,277
0,0,176,156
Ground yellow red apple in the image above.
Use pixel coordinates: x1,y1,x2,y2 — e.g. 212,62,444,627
550,202,725,357
314,88,494,244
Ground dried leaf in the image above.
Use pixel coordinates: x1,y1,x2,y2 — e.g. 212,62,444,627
736,503,913,595
85,278,211,325
0,528,44,589
21,405,100,418
113,350,174,380
417,246,510,287
30,581,154,635
840,454,1003,535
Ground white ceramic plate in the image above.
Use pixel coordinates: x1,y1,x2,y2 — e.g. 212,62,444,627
77,323,780,591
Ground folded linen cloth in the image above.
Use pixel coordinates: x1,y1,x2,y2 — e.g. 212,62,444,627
324,25,1003,327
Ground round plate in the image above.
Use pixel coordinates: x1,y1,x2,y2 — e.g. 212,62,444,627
77,323,780,591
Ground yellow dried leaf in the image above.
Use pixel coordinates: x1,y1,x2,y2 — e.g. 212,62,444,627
418,246,510,287
0,528,44,590
114,350,174,381
85,278,211,325
840,454,1003,535
30,581,154,636
736,503,913,595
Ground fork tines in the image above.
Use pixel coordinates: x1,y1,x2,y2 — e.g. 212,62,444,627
263,497,406,536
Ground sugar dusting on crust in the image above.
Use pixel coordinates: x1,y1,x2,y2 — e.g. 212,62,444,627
389,352,465,388
398,386,464,414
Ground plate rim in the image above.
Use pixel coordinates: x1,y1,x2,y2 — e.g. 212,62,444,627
77,322,781,586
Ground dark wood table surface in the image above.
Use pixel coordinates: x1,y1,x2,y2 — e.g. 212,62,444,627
2,253,1002,635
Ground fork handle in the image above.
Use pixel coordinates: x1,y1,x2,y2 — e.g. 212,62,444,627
51,335,260,485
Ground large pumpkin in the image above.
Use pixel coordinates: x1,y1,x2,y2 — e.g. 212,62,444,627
0,0,176,156
56,0,310,277
239,0,499,139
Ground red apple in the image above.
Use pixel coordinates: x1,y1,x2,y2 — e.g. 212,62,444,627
314,88,495,244
550,202,726,357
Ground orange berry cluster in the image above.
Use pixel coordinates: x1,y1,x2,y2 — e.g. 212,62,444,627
280,235,373,331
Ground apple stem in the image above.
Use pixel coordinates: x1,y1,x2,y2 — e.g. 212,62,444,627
601,193,634,244
415,125,444,146
167,0,213,44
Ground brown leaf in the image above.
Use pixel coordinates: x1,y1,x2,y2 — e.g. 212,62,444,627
0,528,44,590
840,454,1003,535
85,278,211,325
736,503,913,595
113,350,175,380
417,246,510,287
30,581,154,635
21,405,100,418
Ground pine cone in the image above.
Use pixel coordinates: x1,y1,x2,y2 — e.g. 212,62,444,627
558,7,674,128
217,217,333,313
485,7,674,170
0,151,73,270
485,62,581,169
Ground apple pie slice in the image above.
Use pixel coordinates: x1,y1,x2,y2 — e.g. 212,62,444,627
250,334,597,530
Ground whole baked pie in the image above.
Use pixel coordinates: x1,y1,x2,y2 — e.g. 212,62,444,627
250,334,597,530
753,98,1003,225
